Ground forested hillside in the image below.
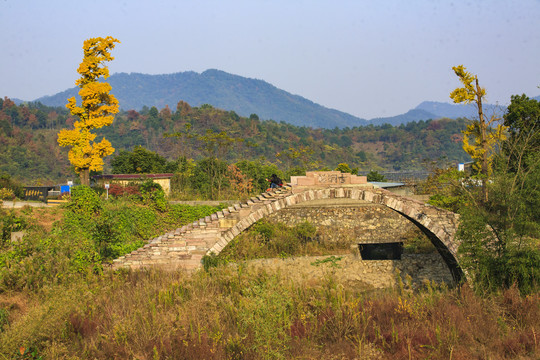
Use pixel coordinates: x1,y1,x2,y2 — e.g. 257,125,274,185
0,97,470,184
0,98,72,184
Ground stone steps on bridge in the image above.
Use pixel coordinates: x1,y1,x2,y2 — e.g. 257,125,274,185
112,186,293,269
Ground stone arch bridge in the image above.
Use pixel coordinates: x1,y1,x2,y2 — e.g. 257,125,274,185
113,172,463,281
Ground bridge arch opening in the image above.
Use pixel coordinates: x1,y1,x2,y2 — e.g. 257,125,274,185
211,187,464,284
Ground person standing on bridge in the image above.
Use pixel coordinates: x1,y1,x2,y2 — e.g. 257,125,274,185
267,174,283,190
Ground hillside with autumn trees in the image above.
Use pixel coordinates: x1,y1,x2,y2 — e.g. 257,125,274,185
0,96,470,184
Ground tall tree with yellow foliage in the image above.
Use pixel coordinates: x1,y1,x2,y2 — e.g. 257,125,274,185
58,36,120,186
450,65,506,202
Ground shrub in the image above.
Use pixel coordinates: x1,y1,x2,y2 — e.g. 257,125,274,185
0,173,24,199
165,204,222,227
458,206,540,295
66,186,102,216
293,221,317,244
201,252,224,271
0,188,15,201
220,220,329,260
91,205,154,261
107,181,168,211
335,163,352,173
0,209,26,247
250,220,275,243
108,183,139,197
139,180,168,211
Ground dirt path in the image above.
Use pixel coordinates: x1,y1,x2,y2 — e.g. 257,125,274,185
1,201,51,208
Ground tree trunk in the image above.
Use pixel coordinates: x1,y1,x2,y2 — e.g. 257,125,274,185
476,78,489,203
80,168,90,187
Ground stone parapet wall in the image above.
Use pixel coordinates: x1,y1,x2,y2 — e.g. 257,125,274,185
290,171,368,187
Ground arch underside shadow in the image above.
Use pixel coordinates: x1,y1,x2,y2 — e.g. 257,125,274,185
395,211,464,283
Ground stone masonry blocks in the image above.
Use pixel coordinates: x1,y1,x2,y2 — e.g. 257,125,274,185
213,242,224,253
364,191,374,202
393,199,405,213
350,189,361,200
285,196,295,207
223,231,234,242
230,226,241,237
112,183,462,274
252,211,263,222
277,198,287,211
317,189,330,199
419,216,433,229
257,207,268,218
208,245,221,255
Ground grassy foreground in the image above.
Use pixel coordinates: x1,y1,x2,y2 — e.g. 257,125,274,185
1,190,539,359
0,266,538,359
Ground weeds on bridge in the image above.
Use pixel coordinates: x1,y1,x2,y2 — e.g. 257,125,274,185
217,219,352,263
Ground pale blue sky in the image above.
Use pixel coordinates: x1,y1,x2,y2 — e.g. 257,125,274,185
2,0,539,119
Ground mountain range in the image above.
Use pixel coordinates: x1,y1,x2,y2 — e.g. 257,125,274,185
20,69,538,129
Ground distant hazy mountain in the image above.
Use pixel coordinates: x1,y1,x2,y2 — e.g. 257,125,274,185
11,98,24,105
369,109,438,126
34,70,370,129
415,101,506,120
29,69,539,128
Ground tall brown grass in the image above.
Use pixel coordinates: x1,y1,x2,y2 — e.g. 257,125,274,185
1,265,538,359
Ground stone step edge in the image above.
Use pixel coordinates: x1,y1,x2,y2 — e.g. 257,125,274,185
113,188,294,263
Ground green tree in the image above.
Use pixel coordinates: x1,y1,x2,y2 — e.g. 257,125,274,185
110,146,178,174
276,146,314,172
191,157,229,199
197,129,243,159
0,172,24,199
502,94,540,174
170,156,196,196
366,170,386,182
451,91,540,294
164,123,194,160
236,159,282,192
196,130,244,199
335,163,352,173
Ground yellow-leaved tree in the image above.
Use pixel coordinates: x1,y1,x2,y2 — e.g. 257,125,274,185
450,65,506,202
58,36,120,186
